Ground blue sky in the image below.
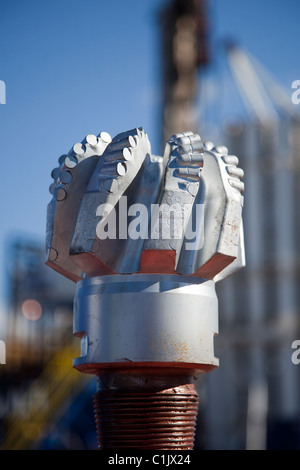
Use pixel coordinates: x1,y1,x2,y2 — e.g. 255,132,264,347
0,0,299,310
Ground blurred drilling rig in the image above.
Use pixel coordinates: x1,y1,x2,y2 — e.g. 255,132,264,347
0,0,300,450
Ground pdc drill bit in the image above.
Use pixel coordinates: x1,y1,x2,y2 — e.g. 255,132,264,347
46,128,245,450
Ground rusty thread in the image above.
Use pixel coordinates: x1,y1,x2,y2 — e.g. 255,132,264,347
93,383,199,450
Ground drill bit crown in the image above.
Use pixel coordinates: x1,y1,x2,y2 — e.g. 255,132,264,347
46,128,245,282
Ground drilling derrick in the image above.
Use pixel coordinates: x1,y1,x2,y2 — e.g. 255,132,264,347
161,0,210,144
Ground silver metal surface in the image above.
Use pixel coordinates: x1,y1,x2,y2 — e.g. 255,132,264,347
177,141,245,279
46,128,244,279
73,274,219,373
142,132,203,269
46,126,245,450
46,126,245,373
69,127,154,276
46,131,112,281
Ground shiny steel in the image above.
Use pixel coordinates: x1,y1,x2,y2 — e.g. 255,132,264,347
73,274,219,373
46,129,245,281
45,126,245,450
46,131,111,281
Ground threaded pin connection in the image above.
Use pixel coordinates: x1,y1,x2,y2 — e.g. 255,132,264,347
93,384,199,450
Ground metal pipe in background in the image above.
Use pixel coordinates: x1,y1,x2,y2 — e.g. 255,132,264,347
46,128,245,450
